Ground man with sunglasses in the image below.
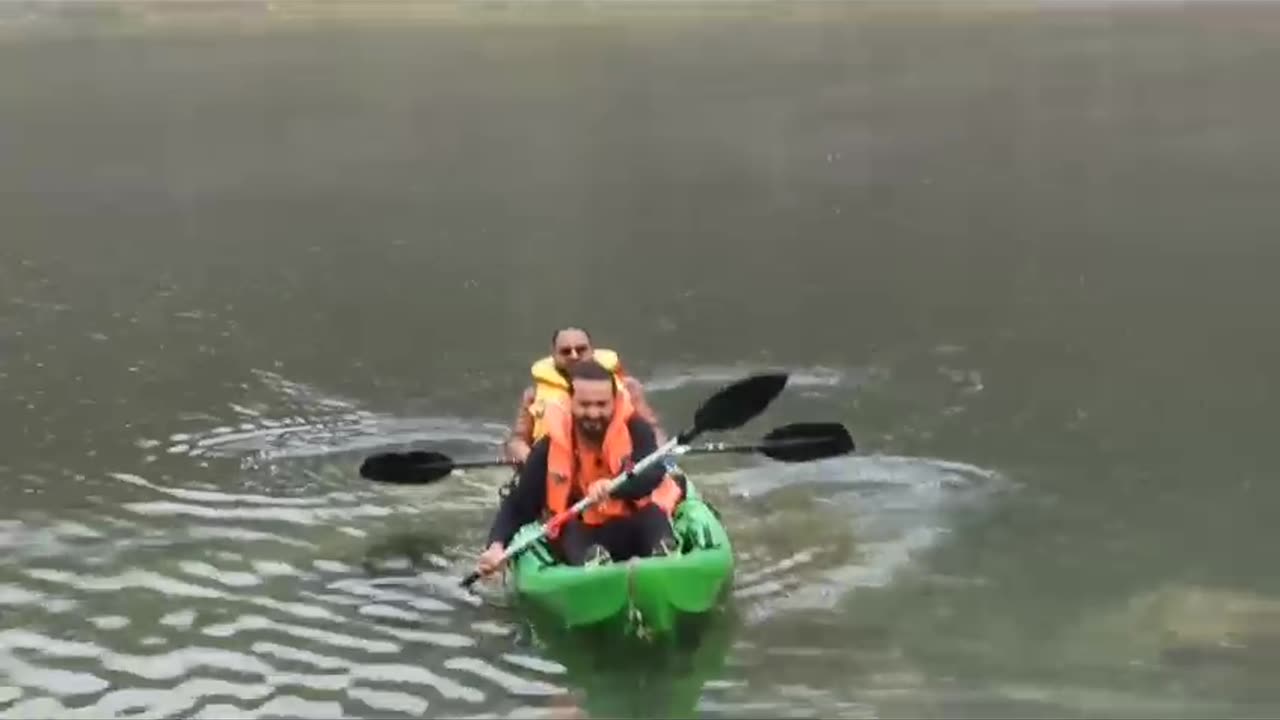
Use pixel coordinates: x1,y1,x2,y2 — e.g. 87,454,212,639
504,327,665,466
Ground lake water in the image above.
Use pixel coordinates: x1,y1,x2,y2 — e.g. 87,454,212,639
3,2,1279,717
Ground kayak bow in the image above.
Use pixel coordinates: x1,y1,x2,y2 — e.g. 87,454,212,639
508,479,733,637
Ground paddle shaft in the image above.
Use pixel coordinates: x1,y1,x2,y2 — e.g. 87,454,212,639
460,435,682,588
695,437,834,454
409,437,821,474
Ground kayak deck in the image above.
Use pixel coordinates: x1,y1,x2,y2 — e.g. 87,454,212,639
509,481,733,637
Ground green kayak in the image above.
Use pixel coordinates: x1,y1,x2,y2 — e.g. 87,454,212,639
508,479,733,638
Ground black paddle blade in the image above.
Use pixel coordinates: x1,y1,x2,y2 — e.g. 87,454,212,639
759,422,855,462
691,372,789,435
358,450,456,485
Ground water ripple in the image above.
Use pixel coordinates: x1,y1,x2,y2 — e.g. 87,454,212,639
721,453,1010,625
251,642,348,672
122,500,410,525
351,663,486,703
643,365,859,393
500,653,567,676
202,614,401,654
154,410,508,463
194,696,345,719
0,584,50,606
183,526,318,549
179,560,263,587
328,576,455,612
365,623,476,649
0,650,109,697
348,685,431,715
110,472,361,507
444,657,565,697
1,364,1019,720
25,568,225,599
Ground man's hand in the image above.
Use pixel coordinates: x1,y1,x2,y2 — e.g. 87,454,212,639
585,479,612,505
476,542,507,578
505,387,536,465
504,440,531,465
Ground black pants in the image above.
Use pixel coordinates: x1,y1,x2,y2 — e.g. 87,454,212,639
555,504,676,565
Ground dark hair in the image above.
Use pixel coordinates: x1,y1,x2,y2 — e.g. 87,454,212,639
551,326,592,345
568,359,616,394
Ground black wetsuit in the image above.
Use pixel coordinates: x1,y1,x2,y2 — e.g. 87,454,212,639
486,417,677,564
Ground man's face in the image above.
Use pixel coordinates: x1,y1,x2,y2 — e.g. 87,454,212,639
571,378,615,441
553,329,593,372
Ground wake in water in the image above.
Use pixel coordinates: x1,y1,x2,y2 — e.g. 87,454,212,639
0,370,581,718
719,453,1012,624
0,464,573,719
127,364,1012,622
137,370,509,466
633,362,1011,626
141,364,873,463
144,365,867,464
0,364,1017,718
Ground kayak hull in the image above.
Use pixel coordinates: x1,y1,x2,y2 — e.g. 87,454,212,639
509,480,733,637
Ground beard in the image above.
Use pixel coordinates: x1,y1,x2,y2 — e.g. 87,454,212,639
576,417,607,442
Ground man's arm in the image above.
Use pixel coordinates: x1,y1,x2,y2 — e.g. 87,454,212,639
487,437,550,547
621,376,668,444
504,387,536,463
611,417,668,500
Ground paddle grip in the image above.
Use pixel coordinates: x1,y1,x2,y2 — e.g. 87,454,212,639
544,512,571,537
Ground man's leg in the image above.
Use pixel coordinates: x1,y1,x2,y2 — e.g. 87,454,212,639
632,504,678,557
594,505,677,560
554,518,611,566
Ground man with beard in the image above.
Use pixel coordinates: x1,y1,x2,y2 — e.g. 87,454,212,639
503,326,665,465
476,359,683,576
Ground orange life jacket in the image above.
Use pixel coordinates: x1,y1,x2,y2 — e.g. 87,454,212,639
543,391,683,537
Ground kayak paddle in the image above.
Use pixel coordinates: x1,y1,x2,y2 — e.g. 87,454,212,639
458,371,790,589
692,421,855,462
359,421,854,486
